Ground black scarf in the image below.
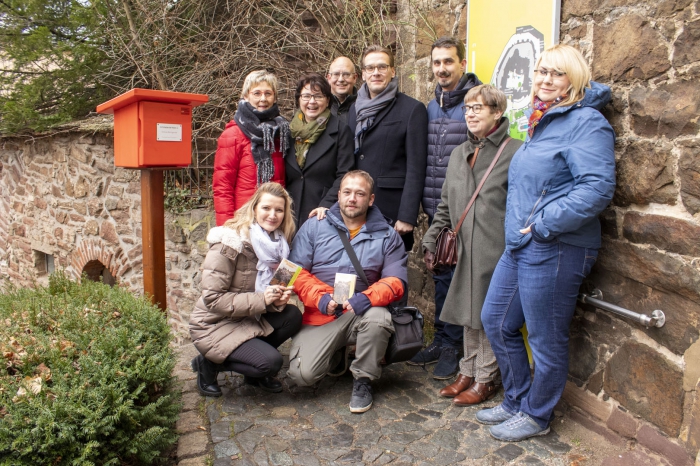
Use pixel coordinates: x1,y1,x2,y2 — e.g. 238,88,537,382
435,72,482,110
233,101,291,185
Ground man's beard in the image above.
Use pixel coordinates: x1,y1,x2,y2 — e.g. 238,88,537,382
439,74,455,87
340,204,367,219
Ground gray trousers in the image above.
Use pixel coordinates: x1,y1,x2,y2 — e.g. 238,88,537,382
459,326,499,383
287,307,394,386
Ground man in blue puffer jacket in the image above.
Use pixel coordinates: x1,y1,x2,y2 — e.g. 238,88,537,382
408,36,481,380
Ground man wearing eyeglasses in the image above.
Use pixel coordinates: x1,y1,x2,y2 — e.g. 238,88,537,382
327,56,358,127
348,45,429,252
407,37,482,379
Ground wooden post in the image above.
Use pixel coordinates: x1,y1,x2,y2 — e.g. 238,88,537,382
141,169,167,311
96,89,208,311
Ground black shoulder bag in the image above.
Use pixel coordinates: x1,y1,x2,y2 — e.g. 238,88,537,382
334,226,424,364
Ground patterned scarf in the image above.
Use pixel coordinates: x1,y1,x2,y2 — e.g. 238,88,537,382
233,101,291,185
353,77,399,155
248,223,290,293
290,108,331,169
527,95,566,138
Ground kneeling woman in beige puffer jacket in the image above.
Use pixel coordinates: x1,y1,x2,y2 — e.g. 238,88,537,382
189,182,302,397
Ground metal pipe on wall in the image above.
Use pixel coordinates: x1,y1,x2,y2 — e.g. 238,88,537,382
578,288,666,328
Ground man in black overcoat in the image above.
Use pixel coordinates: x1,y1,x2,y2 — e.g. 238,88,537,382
348,45,428,251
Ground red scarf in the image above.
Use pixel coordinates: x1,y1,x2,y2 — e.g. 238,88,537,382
527,96,566,138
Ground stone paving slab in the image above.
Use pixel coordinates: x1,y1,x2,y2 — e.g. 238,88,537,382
176,340,579,466
174,343,675,465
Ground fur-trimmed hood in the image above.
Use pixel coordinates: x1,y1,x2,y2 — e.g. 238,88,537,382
206,226,247,252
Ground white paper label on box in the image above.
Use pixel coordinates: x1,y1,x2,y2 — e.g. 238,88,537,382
156,123,182,142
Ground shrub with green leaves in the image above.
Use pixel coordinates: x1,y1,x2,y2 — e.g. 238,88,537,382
0,273,181,465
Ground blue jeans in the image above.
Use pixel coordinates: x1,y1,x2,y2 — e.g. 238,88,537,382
481,239,597,428
432,267,464,349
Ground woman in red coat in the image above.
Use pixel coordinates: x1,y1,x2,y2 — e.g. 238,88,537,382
213,70,292,225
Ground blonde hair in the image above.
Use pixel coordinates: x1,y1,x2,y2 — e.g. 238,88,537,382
531,44,591,108
223,182,296,243
465,84,507,114
241,70,278,100
340,170,375,196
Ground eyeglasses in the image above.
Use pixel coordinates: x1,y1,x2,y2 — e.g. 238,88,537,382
462,104,494,115
536,68,567,78
300,94,326,102
361,64,390,73
250,91,274,99
329,71,355,80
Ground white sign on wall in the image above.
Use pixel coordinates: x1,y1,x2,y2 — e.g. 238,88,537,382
156,123,183,142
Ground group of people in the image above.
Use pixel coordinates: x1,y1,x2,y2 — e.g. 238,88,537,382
189,38,616,443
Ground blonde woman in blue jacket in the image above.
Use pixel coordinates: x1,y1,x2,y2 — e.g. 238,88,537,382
477,44,616,442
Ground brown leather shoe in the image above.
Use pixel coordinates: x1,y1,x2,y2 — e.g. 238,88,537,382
439,374,474,398
453,381,498,406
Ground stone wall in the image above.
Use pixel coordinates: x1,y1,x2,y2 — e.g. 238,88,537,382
0,127,143,287
399,0,700,462
563,1,700,461
163,209,215,343
0,123,211,345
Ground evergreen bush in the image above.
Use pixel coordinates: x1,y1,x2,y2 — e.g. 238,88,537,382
0,273,181,465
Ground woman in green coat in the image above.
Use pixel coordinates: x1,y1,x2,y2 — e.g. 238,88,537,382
423,85,522,407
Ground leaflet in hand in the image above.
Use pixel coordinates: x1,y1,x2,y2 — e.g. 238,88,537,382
270,259,302,287
333,273,357,304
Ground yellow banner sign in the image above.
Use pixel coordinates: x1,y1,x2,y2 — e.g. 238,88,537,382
467,0,561,140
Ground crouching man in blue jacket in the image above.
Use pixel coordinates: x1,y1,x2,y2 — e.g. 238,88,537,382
287,170,408,413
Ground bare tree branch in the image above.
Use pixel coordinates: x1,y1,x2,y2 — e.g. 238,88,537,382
96,0,435,138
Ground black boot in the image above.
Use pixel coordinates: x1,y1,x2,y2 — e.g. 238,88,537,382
191,355,222,397
244,375,283,393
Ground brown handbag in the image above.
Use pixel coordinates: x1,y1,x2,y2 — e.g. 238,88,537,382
430,137,513,269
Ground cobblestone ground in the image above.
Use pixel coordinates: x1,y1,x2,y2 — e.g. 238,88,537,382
174,343,631,466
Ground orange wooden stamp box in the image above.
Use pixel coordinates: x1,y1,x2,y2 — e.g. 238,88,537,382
96,89,209,168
